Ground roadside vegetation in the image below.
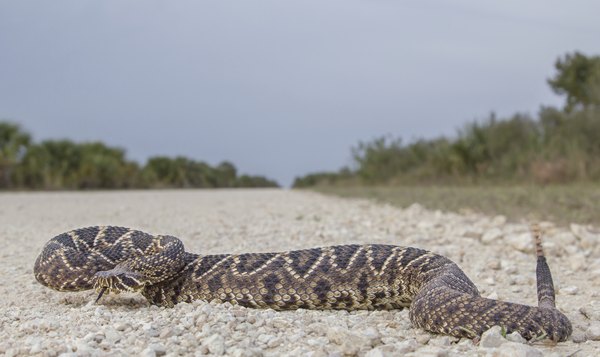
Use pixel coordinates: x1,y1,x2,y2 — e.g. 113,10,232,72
315,185,600,226
295,52,600,188
294,52,600,225
0,125,279,190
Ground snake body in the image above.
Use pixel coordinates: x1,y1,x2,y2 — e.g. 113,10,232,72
34,226,572,341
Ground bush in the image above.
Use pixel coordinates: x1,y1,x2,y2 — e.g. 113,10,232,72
0,124,280,190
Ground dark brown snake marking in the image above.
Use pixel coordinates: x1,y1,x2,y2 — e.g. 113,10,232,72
33,225,572,341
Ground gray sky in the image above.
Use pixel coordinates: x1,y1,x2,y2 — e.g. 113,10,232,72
2,1,600,186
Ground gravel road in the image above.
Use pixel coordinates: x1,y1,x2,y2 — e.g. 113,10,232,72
1,189,598,356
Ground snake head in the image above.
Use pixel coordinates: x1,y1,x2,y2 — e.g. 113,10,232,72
93,266,148,295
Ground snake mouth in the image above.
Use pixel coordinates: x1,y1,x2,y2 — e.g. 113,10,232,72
92,267,148,301
92,274,146,304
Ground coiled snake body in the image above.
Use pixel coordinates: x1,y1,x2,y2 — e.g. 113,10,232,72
34,226,572,341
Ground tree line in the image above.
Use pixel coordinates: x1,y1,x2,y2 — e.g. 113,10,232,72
294,52,600,187
0,126,279,190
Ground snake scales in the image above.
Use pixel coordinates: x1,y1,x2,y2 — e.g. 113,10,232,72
34,225,572,341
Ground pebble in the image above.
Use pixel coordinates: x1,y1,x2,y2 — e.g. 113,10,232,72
492,215,507,226
505,332,526,344
145,328,160,338
341,336,369,355
560,286,579,295
365,347,386,357
586,322,600,341
579,302,600,320
504,233,534,253
415,333,431,345
495,342,543,357
481,228,503,244
571,330,587,343
428,336,451,346
204,334,226,355
362,327,381,342
140,347,156,357
413,346,448,357
570,224,599,249
486,259,502,270
487,291,499,300
114,322,130,331
104,327,121,344
480,326,505,348
395,338,418,353
148,343,167,356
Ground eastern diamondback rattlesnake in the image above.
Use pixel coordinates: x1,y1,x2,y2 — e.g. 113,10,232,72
34,225,572,341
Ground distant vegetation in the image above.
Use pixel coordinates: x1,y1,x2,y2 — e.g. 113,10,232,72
294,52,600,188
0,125,279,190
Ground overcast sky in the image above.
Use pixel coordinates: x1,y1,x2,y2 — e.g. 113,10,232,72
1,1,600,186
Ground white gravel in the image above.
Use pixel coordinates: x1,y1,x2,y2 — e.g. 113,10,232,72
0,189,598,356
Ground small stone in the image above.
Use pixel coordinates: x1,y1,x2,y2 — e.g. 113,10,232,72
553,231,576,246
257,333,272,344
428,335,450,346
570,223,599,249
481,228,503,244
405,203,425,215
463,230,482,239
506,331,526,344
586,322,600,341
373,345,396,356
480,326,505,348
326,327,350,344
579,301,600,320
570,257,587,272
145,328,159,338
415,333,430,345
267,337,282,348
148,343,166,357
140,347,156,357
456,338,473,350
326,329,369,356
83,332,104,344
487,291,499,300
230,347,263,357
395,338,418,353
571,330,587,343
365,347,385,357
104,327,121,344
29,343,42,354
94,306,106,316
495,341,542,357
560,286,579,295
114,322,129,331
143,323,159,338
341,338,367,355
362,327,380,342
204,334,225,355
305,337,327,347
74,340,93,355
486,260,502,270
413,346,448,357
505,233,534,253
492,215,507,226
159,328,173,339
